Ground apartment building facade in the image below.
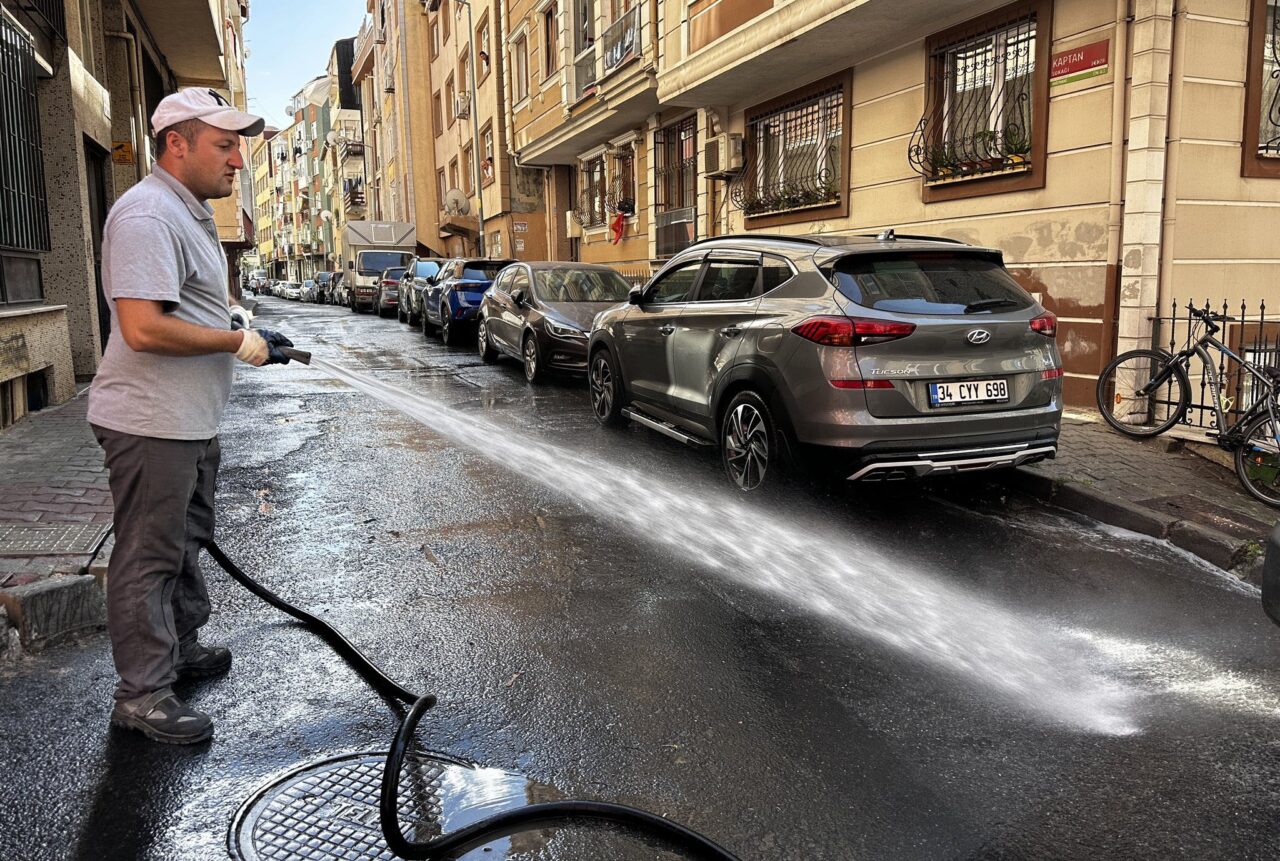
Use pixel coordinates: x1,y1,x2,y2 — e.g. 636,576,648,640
351,0,440,254
323,37,367,270
0,0,247,428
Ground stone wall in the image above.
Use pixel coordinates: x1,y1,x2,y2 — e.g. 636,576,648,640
0,307,76,414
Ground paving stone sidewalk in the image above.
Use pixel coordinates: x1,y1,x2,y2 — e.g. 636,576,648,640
1013,410,1279,580
0,392,111,657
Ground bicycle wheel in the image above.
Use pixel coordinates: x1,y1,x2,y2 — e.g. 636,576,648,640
1096,349,1190,437
1234,413,1280,508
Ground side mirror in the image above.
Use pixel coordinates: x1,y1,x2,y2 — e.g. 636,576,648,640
627,285,644,305
347,260,353,269
511,288,526,306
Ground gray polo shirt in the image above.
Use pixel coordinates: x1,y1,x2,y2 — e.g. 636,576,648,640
88,164,235,440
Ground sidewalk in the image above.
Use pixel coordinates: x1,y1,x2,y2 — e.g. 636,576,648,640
0,395,1276,656
1011,411,1278,580
0,392,112,658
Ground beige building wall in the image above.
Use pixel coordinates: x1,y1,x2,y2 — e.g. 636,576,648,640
1162,0,1279,356
508,0,657,270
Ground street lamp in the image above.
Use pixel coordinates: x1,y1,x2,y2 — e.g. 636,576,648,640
427,0,486,256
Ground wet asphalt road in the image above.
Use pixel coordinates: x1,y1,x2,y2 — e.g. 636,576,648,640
3,296,1280,860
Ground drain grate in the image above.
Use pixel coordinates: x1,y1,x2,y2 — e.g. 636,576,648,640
0,523,111,556
230,751,554,860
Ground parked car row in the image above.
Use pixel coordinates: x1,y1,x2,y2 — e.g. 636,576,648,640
271,232,1065,493
247,272,351,305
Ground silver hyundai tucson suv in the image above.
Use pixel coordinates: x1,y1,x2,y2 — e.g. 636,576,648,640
587,232,1062,491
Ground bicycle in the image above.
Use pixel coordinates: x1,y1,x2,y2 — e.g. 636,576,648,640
1095,304,1280,508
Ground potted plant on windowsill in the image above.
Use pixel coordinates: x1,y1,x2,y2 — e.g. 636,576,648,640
1003,125,1031,168
929,142,960,180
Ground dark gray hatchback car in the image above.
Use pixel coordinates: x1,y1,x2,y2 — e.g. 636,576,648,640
587,232,1063,491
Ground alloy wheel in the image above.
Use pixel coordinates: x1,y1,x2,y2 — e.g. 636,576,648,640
523,337,538,382
724,403,769,491
440,307,450,343
589,354,613,419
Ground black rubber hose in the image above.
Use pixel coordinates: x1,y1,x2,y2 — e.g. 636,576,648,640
206,542,424,707
206,542,742,861
380,694,742,861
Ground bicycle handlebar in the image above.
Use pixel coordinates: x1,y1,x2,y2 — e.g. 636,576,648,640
1185,303,1237,325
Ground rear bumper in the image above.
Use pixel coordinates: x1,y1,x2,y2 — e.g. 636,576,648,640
846,440,1057,481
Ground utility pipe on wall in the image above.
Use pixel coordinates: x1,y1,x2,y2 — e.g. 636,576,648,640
105,29,145,184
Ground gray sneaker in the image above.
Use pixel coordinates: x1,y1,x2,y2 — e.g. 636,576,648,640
111,688,214,744
176,642,232,680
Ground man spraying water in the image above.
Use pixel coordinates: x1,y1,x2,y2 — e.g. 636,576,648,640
87,90,294,744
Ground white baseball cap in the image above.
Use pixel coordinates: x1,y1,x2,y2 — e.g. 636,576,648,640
151,88,265,138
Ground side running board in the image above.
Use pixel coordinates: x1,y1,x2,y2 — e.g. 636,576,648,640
622,408,714,447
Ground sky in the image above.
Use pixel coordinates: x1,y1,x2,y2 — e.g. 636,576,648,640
243,1,369,131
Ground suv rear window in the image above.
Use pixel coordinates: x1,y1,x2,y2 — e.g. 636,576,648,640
829,253,1034,316
461,261,515,281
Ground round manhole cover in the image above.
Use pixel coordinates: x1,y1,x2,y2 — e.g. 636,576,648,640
229,751,558,860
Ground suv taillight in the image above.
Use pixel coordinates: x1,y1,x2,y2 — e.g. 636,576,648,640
1030,312,1057,338
792,316,916,346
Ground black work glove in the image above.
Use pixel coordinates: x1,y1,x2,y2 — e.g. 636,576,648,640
256,328,294,365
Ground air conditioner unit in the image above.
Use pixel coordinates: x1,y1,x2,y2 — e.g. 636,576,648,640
453,95,471,119
704,132,744,178
565,209,582,239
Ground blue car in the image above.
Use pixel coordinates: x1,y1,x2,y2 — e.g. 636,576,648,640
423,258,516,346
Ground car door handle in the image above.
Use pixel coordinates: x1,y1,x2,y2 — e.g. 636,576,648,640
719,326,742,337
659,324,675,335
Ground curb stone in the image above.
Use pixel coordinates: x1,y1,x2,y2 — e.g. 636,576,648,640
1010,467,1264,584
0,575,105,648
0,606,17,662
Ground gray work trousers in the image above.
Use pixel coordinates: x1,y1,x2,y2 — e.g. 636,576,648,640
92,425,219,701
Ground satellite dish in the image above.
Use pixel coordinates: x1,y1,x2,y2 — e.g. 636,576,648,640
444,188,471,216
320,210,333,222
325,130,339,146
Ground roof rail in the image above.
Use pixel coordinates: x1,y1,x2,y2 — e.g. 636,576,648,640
681,234,827,250
858,231,966,245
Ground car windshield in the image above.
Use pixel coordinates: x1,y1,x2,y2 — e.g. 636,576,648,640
383,268,406,281
460,261,514,282
534,268,632,303
415,261,441,278
829,253,1034,315
359,251,413,274
303,280,315,287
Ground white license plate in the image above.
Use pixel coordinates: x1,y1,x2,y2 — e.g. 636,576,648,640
929,379,1008,407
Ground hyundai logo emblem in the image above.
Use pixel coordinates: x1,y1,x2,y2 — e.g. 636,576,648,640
966,329,992,345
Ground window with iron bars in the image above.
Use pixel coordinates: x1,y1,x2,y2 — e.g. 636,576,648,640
908,1,1049,197
1245,0,1280,176
1,17,49,306
733,82,845,218
577,157,606,227
653,116,697,257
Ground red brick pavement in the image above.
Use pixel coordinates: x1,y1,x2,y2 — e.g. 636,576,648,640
0,394,113,589
0,393,112,528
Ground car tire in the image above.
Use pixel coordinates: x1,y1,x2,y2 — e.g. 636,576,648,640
522,333,543,384
478,317,498,363
439,304,457,346
720,391,785,493
398,305,407,324
589,348,625,426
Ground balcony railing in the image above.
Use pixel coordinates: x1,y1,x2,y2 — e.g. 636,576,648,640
573,48,597,102
601,6,641,74
339,139,365,161
26,0,67,40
